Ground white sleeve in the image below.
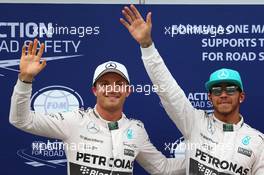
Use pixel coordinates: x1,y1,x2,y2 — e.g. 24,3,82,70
252,138,264,175
136,123,185,175
140,43,203,139
9,79,77,140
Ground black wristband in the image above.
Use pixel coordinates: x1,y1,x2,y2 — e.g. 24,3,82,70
21,79,33,84
18,76,33,84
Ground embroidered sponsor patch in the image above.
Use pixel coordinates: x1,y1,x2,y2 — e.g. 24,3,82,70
124,149,135,157
238,147,252,157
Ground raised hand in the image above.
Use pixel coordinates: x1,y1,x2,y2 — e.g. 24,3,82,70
19,39,46,82
120,4,153,48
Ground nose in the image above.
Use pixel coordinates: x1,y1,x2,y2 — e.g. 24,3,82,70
105,83,123,93
218,90,228,97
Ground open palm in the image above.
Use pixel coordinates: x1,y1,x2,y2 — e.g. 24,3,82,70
120,5,152,47
20,39,46,81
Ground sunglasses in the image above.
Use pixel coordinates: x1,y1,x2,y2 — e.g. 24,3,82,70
210,85,239,96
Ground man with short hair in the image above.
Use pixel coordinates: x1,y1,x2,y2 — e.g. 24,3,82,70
120,4,264,175
9,39,185,175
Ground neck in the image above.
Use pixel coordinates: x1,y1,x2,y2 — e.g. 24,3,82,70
214,111,241,124
95,105,123,122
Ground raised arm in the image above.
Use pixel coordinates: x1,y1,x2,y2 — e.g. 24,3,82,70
120,4,152,48
120,5,203,139
9,39,75,140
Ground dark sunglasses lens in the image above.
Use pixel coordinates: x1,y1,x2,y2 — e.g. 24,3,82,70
225,86,237,95
211,86,238,96
211,87,222,96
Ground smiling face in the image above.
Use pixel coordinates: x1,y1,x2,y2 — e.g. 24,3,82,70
93,72,131,113
209,83,245,119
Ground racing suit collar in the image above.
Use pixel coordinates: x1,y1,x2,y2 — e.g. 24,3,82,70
93,106,127,130
212,114,244,132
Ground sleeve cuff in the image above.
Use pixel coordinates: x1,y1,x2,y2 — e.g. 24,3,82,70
140,43,157,59
15,78,32,93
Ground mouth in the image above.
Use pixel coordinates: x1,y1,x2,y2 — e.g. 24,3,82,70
218,101,231,105
105,94,120,99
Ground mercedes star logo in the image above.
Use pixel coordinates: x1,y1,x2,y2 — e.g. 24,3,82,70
217,70,229,79
87,122,100,134
105,62,117,69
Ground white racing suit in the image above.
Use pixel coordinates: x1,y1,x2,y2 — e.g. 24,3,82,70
9,79,185,175
141,44,264,175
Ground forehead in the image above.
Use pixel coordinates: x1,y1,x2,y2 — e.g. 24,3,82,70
96,72,127,82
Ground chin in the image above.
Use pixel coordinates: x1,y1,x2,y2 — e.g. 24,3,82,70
105,103,121,111
220,112,232,116
218,109,233,116
215,106,230,114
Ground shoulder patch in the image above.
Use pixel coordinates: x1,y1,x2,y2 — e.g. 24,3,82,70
129,118,144,128
58,112,65,120
204,111,210,118
243,124,264,143
74,108,92,119
258,134,264,142
48,113,63,120
78,110,85,118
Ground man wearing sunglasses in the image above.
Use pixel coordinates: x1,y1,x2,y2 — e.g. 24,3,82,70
120,4,264,175
206,69,245,125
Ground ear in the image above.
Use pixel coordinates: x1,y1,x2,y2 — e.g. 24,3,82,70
239,92,245,103
92,86,97,96
208,92,212,102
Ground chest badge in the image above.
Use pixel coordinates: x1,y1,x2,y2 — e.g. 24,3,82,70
242,136,251,145
87,121,100,134
126,129,133,140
